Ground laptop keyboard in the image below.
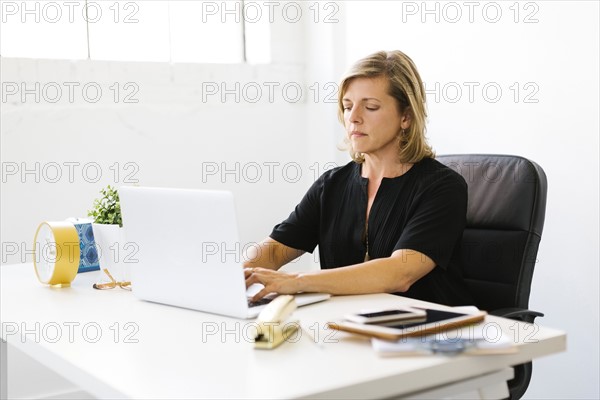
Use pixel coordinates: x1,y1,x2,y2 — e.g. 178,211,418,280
247,297,274,308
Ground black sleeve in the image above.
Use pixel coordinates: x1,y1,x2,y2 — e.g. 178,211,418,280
269,176,324,253
393,174,467,270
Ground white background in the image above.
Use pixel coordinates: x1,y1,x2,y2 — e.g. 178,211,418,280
1,1,598,399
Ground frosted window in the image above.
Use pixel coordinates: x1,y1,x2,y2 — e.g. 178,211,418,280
0,0,88,59
244,5,271,64
168,1,243,63
87,1,170,62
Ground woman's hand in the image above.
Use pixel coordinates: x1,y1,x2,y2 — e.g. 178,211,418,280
244,267,303,302
243,249,436,301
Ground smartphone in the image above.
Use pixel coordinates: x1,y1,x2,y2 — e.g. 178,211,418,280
344,307,426,324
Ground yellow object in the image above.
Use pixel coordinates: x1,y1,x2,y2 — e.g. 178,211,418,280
33,221,80,287
254,295,299,349
254,320,300,350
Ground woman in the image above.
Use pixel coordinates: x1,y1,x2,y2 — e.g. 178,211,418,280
244,50,472,306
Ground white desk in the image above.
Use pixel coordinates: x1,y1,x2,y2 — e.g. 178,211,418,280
1,264,566,399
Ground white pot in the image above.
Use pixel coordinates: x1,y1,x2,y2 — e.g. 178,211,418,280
92,223,129,282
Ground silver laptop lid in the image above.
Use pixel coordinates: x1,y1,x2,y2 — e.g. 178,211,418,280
119,186,249,318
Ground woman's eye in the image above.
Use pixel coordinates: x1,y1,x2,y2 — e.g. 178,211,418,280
366,107,379,111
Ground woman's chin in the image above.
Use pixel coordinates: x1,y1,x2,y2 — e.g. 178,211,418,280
351,143,368,153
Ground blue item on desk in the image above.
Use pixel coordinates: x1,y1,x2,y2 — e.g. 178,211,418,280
70,219,100,273
428,338,471,355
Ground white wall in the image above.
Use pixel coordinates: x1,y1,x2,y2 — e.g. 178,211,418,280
1,59,329,270
1,11,322,397
342,1,599,399
1,1,598,399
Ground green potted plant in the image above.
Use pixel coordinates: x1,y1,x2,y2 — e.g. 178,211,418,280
88,185,122,227
88,185,126,281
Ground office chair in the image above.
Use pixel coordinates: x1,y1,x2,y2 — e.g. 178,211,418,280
436,154,548,400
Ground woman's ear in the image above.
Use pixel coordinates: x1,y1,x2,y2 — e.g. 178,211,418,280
400,108,413,130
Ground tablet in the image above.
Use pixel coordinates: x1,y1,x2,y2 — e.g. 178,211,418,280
328,308,487,341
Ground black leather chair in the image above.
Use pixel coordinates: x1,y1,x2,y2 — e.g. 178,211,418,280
437,154,548,400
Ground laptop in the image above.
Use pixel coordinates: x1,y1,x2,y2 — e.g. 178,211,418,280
119,186,330,319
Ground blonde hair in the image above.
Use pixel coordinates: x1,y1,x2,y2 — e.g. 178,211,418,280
338,50,434,163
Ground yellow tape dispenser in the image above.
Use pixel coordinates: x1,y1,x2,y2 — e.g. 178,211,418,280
33,221,81,287
254,295,299,350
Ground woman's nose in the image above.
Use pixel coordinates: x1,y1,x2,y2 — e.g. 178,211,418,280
348,107,362,124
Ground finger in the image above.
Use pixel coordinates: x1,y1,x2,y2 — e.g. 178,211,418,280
245,272,258,288
246,269,268,288
244,267,266,278
251,286,271,302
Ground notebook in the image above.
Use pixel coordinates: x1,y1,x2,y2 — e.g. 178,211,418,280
119,186,330,319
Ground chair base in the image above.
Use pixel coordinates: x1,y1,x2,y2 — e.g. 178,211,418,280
507,362,533,400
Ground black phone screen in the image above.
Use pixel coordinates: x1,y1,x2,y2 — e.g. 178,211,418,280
358,310,413,318
385,309,465,329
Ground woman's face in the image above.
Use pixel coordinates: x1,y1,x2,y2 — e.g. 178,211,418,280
342,76,410,160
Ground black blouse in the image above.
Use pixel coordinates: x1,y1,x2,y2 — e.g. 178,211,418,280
270,157,473,306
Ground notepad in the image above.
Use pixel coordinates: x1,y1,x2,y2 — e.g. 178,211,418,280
371,321,517,356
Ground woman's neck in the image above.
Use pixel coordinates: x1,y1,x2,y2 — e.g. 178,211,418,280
361,155,413,182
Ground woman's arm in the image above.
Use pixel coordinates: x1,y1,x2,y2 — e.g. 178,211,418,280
242,237,305,271
245,248,435,301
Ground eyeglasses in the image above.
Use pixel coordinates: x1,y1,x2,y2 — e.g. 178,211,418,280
93,268,131,291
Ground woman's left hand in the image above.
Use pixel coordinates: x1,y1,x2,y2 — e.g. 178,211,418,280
244,267,303,302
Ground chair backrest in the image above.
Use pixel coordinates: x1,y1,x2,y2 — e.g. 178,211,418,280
437,154,548,311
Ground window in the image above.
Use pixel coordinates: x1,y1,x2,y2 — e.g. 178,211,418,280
0,0,270,63
0,0,88,59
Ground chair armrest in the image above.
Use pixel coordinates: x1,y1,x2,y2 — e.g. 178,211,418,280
491,308,544,323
